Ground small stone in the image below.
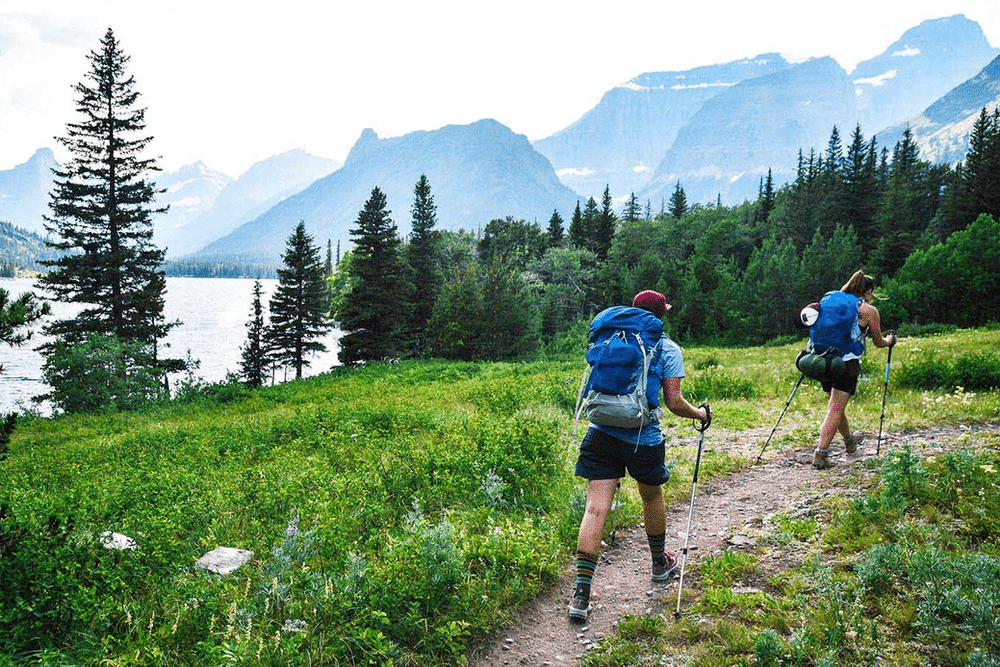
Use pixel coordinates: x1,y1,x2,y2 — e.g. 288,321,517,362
100,531,137,551
727,534,756,547
195,546,254,576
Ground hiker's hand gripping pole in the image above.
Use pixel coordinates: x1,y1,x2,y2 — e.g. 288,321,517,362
876,332,896,456
675,402,710,620
754,373,805,464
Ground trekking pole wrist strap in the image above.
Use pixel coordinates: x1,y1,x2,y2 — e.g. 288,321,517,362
695,402,711,431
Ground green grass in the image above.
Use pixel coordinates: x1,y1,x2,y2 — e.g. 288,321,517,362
1,328,998,665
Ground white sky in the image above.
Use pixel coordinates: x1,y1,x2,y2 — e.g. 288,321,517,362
2,0,999,177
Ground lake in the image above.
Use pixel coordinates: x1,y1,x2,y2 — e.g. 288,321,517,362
0,277,343,415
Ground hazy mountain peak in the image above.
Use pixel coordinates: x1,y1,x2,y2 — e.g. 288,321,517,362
189,119,580,265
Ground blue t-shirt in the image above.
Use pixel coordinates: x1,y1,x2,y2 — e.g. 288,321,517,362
592,333,686,447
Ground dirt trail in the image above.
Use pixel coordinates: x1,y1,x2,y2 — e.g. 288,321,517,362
467,423,998,666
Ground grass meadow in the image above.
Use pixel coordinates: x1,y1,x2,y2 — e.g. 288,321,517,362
1,327,998,665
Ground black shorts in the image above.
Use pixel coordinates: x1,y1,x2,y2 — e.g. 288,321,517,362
574,427,670,486
821,358,861,396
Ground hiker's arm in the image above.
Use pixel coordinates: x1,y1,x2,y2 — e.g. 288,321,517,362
862,304,895,348
662,377,708,422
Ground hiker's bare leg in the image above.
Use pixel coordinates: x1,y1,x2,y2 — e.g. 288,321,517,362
637,481,666,536
818,389,851,450
837,411,852,442
576,478,618,555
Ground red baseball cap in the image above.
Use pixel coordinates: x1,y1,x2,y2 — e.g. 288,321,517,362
632,290,671,318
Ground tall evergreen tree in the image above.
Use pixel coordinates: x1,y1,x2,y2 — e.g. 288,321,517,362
266,221,331,378
340,187,410,364
842,125,881,250
595,186,617,261
874,128,939,277
942,107,1000,236
405,174,442,354
758,169,776,223
239,280,269,388
546,208,565,248
38,28,179,408
578,197,601,255
568,200,586,250
669,181,688,219
622,192,642,222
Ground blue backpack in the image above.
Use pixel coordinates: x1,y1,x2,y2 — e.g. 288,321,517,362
574,306,664,431
809,291,864,357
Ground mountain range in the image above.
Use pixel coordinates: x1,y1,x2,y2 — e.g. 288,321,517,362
188,120,579,264
1,14,998,267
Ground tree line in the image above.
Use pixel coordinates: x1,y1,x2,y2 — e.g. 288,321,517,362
327,111,1000,363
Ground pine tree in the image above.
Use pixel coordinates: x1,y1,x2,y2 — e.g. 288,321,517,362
580,197,601,254
266,221,331,378
943,107,1000,236
546,208,565,248
759,169,776,222
325,240,333,276
405,174,442,354
842,125,880,249
873,128,926,277
568,201,586,249
669,181,688,219
340,187,409,364
38,28,178,409
595,186,617,260
239,280,268,388
622,192,642,222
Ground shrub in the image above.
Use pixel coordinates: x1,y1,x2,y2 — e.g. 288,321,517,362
896,351,1000,391
40,334,168,414
752,628,785,666
686,366,757,400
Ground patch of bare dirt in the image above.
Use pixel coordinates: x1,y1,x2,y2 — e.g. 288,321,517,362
467,422,999,666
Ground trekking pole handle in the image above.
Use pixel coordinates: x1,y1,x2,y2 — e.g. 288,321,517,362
695,402,712,432
887,329,897,348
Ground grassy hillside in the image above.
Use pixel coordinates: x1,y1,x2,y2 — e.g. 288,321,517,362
1,329,998,665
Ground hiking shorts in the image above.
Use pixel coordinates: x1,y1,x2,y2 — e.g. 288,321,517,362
575,427,670,486
821,358,861,396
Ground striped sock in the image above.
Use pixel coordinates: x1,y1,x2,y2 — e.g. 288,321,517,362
575,551,599,599
647,532,666,564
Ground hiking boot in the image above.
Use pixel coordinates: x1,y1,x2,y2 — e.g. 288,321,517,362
812,448,832,469
844,431,865,454
567,595,591,621
652,551,678,582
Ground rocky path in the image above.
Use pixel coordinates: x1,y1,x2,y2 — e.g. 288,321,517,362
467,422,997,666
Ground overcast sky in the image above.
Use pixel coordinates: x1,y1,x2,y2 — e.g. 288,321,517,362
2,0,999,177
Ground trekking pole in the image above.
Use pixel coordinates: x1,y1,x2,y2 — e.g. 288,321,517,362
675,402,711,620
754,374,805,464
876,333,896,455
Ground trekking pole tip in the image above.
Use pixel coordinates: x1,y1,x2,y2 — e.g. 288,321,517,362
674,610,681,620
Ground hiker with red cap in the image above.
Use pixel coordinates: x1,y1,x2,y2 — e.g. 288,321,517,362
568,289,710,621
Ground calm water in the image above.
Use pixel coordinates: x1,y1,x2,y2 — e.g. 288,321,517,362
0,277,342,415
